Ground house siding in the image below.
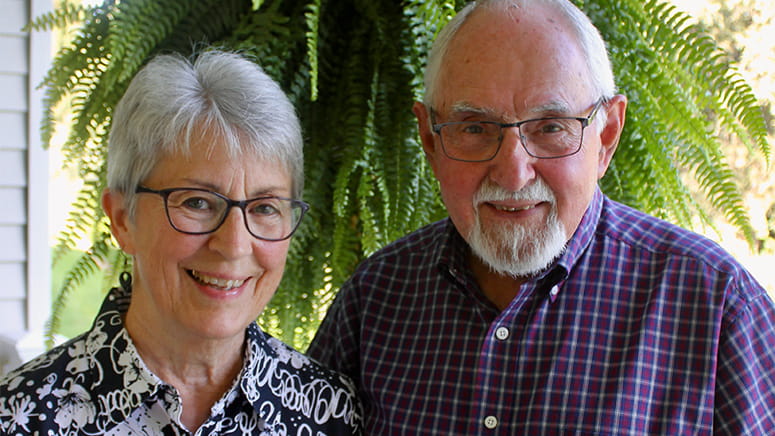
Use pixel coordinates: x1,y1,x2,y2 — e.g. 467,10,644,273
0,0,52,375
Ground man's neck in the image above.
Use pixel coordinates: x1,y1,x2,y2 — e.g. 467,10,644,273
469,254,528,311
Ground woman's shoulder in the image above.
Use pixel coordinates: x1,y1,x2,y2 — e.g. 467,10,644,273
0,306,147,436
248,324,357,391
244,324,363,434
0,333,91,434
1,332,87,390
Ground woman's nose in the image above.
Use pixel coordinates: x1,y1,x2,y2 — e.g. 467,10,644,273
208,207,255,258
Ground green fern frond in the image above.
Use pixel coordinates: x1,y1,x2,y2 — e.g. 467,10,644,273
107,0,190,84
639,0,769,161
46,235,118,347
39,15,111,146
635,0,763,242
303,0,321,100
24,2,92,32
51,179,103,263
583,0,767,244
225,2,295,80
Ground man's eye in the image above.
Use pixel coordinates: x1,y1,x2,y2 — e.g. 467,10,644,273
462,123,486,134
540,122,566,134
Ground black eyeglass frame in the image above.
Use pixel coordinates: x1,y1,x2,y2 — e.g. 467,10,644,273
135,186,310,241
431,98,607,162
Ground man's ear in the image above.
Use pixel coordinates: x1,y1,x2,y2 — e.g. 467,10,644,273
412,101,437,157
101,189,136,255
596,94,627,179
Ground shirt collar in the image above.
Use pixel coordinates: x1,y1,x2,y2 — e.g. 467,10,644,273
555,186,603,274
436,218,471,280
238,321,314,401
85,274,262,430
83,278,168,429
536,186,604,299
238,322,268,400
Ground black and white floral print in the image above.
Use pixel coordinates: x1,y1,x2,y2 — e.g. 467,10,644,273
0,278,361,435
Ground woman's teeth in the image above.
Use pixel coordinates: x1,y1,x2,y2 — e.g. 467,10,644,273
190,270,245,291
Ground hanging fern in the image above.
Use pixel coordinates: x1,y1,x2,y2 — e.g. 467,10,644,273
585,0,768,245
37,0,770,351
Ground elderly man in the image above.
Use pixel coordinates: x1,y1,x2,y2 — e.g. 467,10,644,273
308,0,775,434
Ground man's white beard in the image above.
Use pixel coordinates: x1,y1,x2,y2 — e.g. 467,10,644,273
467,179,567,278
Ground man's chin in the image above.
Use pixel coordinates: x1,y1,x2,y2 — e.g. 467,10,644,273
469,222,567,278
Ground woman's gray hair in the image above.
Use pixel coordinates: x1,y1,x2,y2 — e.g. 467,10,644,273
423,0,617,110
107,49,304,216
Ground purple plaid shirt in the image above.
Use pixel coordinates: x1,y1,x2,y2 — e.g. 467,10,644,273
308,188,775,435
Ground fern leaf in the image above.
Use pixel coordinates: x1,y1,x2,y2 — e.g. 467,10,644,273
304,0,321,100
24,2,92,32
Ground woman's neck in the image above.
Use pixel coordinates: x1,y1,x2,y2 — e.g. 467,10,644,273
124,303,246,431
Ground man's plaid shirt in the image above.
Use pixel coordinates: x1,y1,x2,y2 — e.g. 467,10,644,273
308,188,775,435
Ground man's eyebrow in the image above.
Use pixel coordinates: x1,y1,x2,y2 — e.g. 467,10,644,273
528,101,572,115
449,102,499,117
447,100,573,119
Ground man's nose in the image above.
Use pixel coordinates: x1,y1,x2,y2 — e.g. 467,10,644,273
487,127,537,192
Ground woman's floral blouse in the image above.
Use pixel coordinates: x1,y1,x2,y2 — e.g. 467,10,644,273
0,275,362,435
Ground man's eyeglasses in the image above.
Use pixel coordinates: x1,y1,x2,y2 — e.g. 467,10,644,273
135,186,309,241
431,98,606,162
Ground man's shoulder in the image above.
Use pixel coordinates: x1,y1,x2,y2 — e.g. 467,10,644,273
599,196,747,275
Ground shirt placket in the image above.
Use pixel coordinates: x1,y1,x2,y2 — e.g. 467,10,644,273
472,282,541,434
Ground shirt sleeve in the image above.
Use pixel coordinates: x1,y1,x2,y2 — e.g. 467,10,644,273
308,277,363,383
713,279,775,435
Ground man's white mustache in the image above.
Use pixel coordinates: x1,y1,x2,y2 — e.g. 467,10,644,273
474,179,556,205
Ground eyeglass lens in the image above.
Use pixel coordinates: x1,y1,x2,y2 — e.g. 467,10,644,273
439,117,585,161
164,189,303,240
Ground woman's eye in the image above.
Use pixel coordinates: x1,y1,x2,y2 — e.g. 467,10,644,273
251,203,281,216
182,197,212,210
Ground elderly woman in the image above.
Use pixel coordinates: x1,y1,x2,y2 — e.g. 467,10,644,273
0,50,361,435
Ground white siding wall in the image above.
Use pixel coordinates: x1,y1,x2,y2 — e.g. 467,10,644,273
0,0,52,375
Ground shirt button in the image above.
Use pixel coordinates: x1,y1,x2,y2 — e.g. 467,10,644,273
494,326,510,341
550,285,560,296
484,415,498,429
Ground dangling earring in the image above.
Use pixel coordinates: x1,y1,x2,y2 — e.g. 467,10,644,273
119,254,132,291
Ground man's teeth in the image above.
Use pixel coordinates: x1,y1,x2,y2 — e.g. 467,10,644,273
495,204,536,212
190,270,245,290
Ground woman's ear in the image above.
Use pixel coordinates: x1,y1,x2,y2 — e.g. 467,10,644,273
102,189,136,255
596,94,627,179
